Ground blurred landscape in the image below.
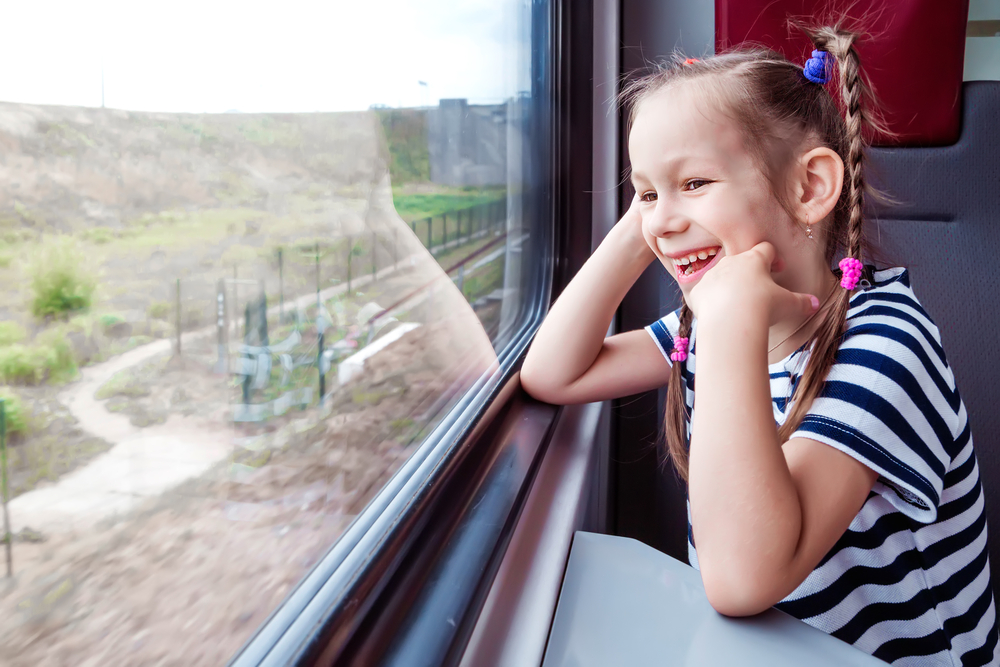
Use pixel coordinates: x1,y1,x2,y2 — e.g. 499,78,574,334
0,98,509,664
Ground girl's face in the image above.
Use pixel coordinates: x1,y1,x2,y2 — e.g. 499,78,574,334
628,85,801,298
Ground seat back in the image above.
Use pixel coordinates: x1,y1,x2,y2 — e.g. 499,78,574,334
868,82,1000,585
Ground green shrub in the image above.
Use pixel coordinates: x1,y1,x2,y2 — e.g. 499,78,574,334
147,301,172,320
0,321,26,346
0,344,56,384
35,329,77,383
99,313,125,330
0,387,28,436
28,237,97,318
0,333,77,386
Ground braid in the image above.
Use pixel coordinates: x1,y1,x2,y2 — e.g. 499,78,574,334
822,29,867,260
664,302,694,479
777,25,878,441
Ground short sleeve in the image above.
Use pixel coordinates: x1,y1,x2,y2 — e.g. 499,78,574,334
790,303,959,524
645,308,682,366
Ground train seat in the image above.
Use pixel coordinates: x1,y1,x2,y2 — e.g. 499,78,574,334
867,81,1000,589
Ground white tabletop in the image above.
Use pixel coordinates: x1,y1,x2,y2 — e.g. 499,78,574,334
542,531,886,666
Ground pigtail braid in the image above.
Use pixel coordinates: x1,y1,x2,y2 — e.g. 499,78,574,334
815,27,870,261
777,25,878,441
664,302,694,478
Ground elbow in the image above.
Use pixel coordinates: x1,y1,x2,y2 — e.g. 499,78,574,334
520,364,561,404
701,566,783,618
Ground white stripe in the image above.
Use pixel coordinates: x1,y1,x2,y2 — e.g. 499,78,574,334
950,591,997,662
803,517,988,639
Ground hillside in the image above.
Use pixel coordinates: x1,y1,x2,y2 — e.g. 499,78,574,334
0,101,392,236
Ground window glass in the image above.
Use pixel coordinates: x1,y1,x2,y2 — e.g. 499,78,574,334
0,1,546,663
967,0,1000,79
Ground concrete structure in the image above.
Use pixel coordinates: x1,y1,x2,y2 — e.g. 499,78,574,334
428,99,507,187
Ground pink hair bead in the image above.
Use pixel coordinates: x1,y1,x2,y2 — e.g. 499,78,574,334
839,257,863,290
670,336,689,362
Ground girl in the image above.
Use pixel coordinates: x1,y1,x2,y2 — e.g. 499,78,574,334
520,24,999,666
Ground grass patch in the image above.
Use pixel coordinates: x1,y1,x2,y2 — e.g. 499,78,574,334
28,236,97,319
0,321,27,346
391,188,505,222
462,256,505,301
0,344,59,385
375,109,430,184
0,387,29,436
95,367,152,400
147,301,172,320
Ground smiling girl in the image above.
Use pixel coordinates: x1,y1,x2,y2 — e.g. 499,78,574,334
520,24,999,665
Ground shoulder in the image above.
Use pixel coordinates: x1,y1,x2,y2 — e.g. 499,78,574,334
837,268,953,388
844,268,941,345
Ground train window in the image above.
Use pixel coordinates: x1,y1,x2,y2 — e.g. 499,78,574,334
0,1,551,664
967,0,1000,79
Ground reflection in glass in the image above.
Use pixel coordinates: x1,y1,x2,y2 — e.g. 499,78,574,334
0,1,541,663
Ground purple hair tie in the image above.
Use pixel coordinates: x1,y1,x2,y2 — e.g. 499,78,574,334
803,50,831,85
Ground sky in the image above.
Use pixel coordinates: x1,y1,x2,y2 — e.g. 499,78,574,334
0,0,532,113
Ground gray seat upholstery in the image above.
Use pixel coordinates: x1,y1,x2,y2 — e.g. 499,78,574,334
868,81,1000,589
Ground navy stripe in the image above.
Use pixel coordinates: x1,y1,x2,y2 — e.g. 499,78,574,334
841,322,961,413
779,512,986,619
937,481,982,524
849,289,933,323
961,610,999,667
942,559,994,638
812,380,946,481
817,506,917,567
831,544,989,645
873,628,950,663
847,304,949,365
944,444,976,489
777,546,926,619
834,348,959,458
647,320,673,360
796,414,940,509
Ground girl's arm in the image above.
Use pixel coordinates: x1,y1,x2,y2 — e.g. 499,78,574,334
521,199,670,405
688,243,878,616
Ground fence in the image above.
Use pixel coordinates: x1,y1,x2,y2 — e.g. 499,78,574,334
407,199,507,255
159,198,509,423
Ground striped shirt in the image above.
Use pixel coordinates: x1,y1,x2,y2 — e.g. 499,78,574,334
646,268,999,665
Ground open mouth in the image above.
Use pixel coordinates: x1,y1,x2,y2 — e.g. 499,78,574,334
671,247,720,281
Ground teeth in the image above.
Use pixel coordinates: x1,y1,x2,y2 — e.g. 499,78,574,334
670,248,721,271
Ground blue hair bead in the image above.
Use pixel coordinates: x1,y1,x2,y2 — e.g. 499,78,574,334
803,49,831,85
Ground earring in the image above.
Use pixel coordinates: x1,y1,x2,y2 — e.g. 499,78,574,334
805,217,814,240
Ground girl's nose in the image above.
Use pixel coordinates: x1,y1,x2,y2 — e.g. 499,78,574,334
645,201,689,238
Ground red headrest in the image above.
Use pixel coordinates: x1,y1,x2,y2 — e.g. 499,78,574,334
716,1,969,146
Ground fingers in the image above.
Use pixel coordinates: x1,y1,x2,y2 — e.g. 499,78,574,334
750,241,776,266
773,288,820,325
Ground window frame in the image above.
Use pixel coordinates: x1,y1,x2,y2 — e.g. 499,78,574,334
227,0,575,663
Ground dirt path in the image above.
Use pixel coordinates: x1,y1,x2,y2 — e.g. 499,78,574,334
5,246,448,536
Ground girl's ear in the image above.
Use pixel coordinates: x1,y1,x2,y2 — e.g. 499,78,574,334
792,147,844,227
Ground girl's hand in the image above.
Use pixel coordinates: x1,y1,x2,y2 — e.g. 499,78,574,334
687,242,819,328
610,194,655,262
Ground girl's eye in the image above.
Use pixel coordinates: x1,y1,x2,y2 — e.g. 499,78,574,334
640,191,657,202
683,179,712,191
